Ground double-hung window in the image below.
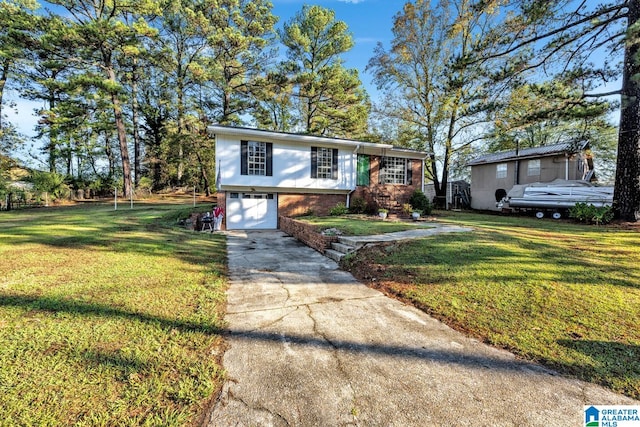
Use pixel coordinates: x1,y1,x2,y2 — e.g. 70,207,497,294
311,147,338,179
496,163,508,179
527,159,540,176
379,157,412,185
241,140,273,176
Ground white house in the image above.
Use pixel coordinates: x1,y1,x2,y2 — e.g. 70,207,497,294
210,125,428,230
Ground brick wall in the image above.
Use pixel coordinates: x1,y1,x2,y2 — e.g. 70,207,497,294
352,156,423,211
279,216,339,254
278,193,347,217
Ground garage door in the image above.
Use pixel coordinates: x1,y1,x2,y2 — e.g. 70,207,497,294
226,193,278,230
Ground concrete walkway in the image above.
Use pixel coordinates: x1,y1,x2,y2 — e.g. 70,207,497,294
206,230,638,426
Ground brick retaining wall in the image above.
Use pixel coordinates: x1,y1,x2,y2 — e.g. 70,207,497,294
279,216,339,254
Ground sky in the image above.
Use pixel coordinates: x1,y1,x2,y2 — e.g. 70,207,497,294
271,0,403,93
6,0,404,143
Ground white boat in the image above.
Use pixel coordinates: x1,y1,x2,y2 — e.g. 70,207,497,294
498,180,613,218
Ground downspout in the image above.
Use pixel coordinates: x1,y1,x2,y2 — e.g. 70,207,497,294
347,144,361,208
514,139,520,185
565,155,569,180
421,158,425,193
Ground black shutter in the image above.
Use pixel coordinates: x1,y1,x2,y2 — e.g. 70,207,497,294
378,157,385,184
266,142,273,176
241,140,248,175
332,148,338,179
311,147,318,178
406,159,413,185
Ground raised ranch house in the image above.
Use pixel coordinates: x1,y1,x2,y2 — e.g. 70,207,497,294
210,125,427,230
467,141,595,211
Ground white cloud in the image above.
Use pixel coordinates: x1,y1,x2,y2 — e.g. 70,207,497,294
337,0,367,3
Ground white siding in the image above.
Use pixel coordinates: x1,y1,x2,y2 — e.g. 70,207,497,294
216,135,355,191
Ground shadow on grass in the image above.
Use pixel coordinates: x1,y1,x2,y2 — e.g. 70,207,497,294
0,203,226,269
558,339,640,398
82,349,151,373
0,292,222,335
378,230,640,290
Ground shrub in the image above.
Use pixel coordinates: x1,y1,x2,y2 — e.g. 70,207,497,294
569,203,614,225
329,202,349,216
409,189,432,215
30,171,71,200
349,197,367,214
137,176,154,196
402,203,413,216
364,199,379,215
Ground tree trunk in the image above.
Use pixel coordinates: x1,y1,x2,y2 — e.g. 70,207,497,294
103,52,132,198
131,58,141,186
0,61,9,131
47,91,57,172
195,150,211,196
614,1,640,222
177,72,185,184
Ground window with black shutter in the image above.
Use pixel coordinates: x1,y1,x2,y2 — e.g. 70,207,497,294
240,140,272,176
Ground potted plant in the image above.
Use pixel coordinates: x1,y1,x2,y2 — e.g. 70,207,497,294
378,208,388,219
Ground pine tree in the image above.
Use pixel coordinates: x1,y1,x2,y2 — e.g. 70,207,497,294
280,5,369,137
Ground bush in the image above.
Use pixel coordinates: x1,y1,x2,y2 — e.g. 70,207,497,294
364,199,379,215
349,197,367,214
409,189,432,215
569,203,614,225
30,171,71,200
329,202,349,216
137,176,154,196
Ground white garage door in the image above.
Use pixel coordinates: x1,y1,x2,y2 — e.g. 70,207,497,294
226,193,278,230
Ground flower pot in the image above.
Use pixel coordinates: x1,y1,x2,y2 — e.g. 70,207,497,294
412,212,421,220
379,212,388,219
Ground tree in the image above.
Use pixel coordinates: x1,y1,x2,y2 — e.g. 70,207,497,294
475,0,639,221
367,0,501,202
203,0,278,125
46,0,159,197
486,77,618,182
280,5,369,137
0,0,37,131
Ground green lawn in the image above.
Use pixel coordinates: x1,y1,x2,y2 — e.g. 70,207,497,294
341,211,640,400
297,214,429,235
0,202,226,426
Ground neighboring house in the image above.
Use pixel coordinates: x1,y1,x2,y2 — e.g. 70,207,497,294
210,125,427,230
467,142,595,211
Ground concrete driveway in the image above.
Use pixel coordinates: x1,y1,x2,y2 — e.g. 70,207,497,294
206,230,637,426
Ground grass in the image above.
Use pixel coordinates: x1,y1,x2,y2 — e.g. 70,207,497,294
342,211,640,399
296,214,429,235
0,201,226,426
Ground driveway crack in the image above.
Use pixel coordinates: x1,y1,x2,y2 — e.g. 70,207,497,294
304,304,359,424
226,390,291,426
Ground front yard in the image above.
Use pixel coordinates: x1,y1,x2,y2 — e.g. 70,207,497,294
306,212,640,400
0,203,227,426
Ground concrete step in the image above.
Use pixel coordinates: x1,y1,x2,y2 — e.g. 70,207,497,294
324,249,346,263
337,236,362,248
331,242,355,254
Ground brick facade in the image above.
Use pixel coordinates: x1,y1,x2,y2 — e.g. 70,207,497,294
278,193,347,218
279,216,339,254
352,156,423,211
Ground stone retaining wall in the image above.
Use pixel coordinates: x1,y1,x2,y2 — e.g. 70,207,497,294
279,216,339,254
